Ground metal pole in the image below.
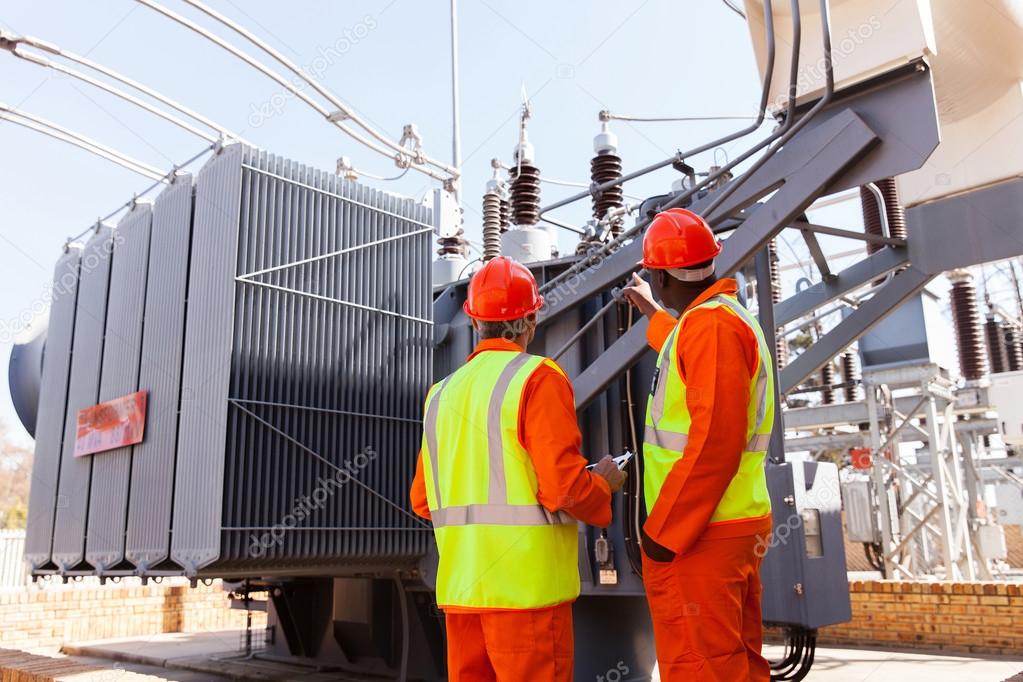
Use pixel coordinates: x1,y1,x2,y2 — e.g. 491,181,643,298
924,389,959,579
866,385,897,578
450,0,462,202
755,248,785,464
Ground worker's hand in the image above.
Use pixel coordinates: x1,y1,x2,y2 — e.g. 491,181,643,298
621,272,662,318
641,527,675,563
592,455,627,493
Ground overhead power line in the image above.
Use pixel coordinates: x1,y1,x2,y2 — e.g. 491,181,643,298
134,0,458,185
0,102,168,181
0,31,240,143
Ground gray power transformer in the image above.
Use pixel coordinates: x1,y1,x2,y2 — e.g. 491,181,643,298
24,143,433,579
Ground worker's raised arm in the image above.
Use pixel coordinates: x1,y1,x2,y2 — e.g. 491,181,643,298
642,308,759,555
521,359,614,528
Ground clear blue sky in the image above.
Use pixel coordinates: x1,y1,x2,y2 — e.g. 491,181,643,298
2,0,1008,445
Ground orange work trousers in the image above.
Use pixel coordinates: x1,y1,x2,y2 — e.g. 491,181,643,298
444,602,574,682
642,533,770,681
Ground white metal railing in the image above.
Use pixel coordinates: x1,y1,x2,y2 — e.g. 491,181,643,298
0,529,28,589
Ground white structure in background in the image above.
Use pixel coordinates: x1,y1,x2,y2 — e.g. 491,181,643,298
428,188,469,287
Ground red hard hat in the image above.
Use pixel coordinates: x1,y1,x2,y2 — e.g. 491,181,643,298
642,208,722,269
463,256,544,321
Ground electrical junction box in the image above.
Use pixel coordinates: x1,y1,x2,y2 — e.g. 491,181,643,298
978,524,1008,561
842,478,879,544
992,483,1023,526
988,370,1023,446
760,461,852,629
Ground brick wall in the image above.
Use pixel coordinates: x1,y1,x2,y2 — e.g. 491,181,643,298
0,581,266,652
818,580,1023,656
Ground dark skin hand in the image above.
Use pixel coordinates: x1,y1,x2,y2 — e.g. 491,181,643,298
641,526,676,562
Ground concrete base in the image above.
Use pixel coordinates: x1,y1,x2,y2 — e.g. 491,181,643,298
35,632,1023,682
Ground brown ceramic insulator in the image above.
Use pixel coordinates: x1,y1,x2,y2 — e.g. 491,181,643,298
508,163,541,226
948,272,989,380
841,351,863,402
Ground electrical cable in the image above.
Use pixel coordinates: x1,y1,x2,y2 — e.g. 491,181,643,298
1,32,241,141
352,167,410,182
721,0,747,19
134,0,452,183
537,0,786,295
536,0,780,233
603,113,758,122
3,41,217,142
0,104,167,181
153,0,458,179
622,301,644,577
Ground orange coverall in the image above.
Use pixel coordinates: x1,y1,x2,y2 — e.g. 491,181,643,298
642,278,772,682
410,337,612,682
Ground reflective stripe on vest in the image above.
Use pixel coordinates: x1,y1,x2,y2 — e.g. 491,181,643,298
643,294,776,524
421,351,579,610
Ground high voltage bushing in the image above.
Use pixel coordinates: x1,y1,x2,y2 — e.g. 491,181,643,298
841,351,863,402
591,119,624,236
591,152,624,226
499,196,510,232
1003,323,1023,371
820,361,837,405
481,189,503,262
948,270,989,381
986,316,1008,374
508,162,541,226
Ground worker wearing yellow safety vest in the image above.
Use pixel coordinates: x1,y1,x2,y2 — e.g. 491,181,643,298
622,208,776,681
410,256,626,682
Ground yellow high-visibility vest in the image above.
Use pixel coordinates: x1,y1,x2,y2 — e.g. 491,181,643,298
643,294,775,523
421,350,579,610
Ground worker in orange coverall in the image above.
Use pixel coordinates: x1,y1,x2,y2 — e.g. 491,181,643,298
410,256,626,682
622,208,776,681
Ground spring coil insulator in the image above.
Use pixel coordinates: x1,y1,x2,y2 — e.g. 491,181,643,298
508,163,541,226
499,197,511,232
841,351,863,402
949,272,988,381
879,177,907,241
821,361,837,405
986,317,1008,374
1003,323,1023,371
591,152,624,233
767,240,788,369
859,177,906,256
482,191,503,262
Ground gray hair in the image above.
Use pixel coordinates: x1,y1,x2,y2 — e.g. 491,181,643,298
476,315,534,341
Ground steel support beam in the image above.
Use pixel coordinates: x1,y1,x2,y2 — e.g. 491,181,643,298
779,266,932,394
573,110,880,409
774,247,908,327
792,221,905,247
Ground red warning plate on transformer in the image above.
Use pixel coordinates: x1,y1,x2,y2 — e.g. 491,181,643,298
74,391,147,457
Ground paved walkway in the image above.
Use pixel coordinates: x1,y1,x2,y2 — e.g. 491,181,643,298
50,631,1023,681
762,644,1021,682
